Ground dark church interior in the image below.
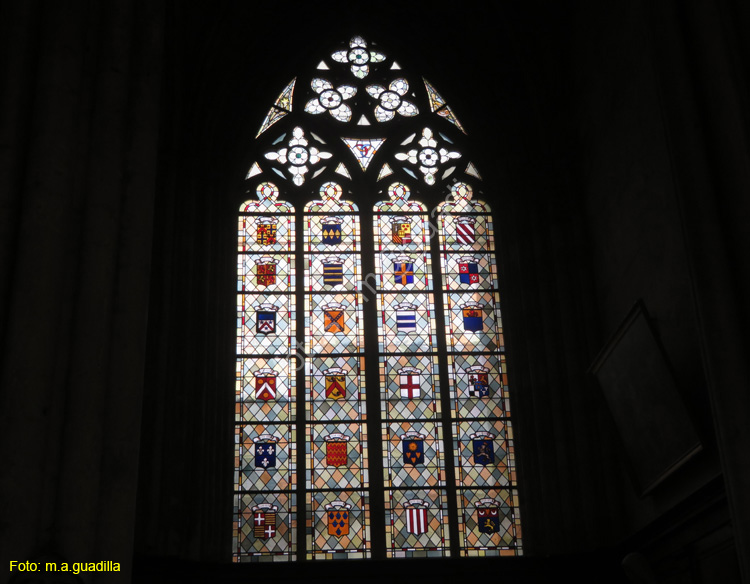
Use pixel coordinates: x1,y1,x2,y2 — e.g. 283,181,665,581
1,1,749,583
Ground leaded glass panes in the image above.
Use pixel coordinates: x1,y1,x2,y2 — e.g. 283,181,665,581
384,489,450,558
307,490,371,559
234,185,297,562
237,36,521,562
375,183,450,558
304,183,371,559
438,182,521,556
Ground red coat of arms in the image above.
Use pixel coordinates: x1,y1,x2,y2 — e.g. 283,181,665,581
254,368,277,401
255,258,277,286
256,218,278,245
324,433,349,467
456,216,476,245
391,217,412,244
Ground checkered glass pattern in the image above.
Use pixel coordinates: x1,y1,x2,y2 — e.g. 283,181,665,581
443,291,503,352
307,422,368,490
238,214,296,254
304,215,360,253
380,355,441,420
447,353,509,419
440,251,498,291
454,420,515,488
457,488,522,556
384,488,450,557
304,253,361,292
437,213,494,253
238,293,296,354
236,424,296,492
376,293,436,353
234,492,296,562
374,251,432,291
382,421,445,488
373,213,430,254
307,490,370,559
306,293,363,355
239,253,295,293
236,357,296,423
307,356,366,422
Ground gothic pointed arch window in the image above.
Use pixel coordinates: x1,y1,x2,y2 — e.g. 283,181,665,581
234,35,521,562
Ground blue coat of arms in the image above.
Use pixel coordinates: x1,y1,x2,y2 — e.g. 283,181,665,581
254,436,278,469
472,433,495,466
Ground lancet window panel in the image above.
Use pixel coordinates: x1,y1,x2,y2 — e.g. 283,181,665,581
440,251,498,292
453,419,516,488
234,183,298,563
376,293,437,354
442,291,504,353
303,182,372,559
306,422,369,490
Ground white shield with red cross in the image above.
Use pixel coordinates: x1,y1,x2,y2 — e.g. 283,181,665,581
398,367,421,399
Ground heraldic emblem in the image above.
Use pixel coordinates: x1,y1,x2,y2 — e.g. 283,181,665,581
455,216,476,245
322,256,345,287
458,255,481,285
252,503,278,539
404,499,429,535
395,302,417,332
256,303,278,335
253,434,279,469
326,501,351,537
321,216,343,245
324,433,350,467
324,367,346,400
465,365,490,398
398,367,421,399
390,216,412,245
462,302,484,332
254,368,278,401
256,217,278,245
255,257,277,287
471,431,496,466
322,302,347,334
401,431,425,466
393,255,415,285
476,498,501,534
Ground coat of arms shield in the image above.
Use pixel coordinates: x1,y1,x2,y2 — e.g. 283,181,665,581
471,432,496,466
252,504,278,539
326,501,351,537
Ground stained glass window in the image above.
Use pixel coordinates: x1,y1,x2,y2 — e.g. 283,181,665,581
233,35,521,562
